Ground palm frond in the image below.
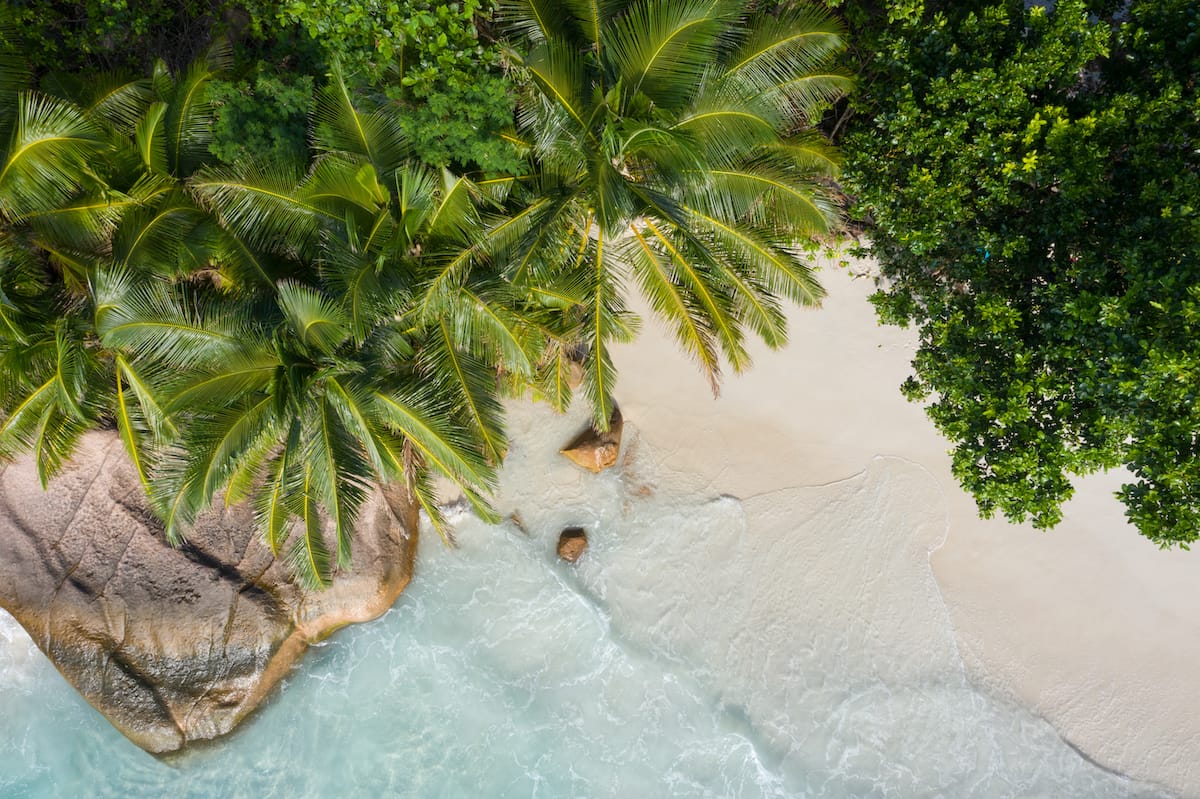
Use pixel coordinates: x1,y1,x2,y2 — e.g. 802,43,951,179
429,319,507,463
299,154,387,217
312,66,409,176
371,387,498,521
165,352,278,412
0,92,107,218
277,281,350,356
523,41,588,130
681,203,825,306
721,6,848,98
94,271,250,368
641,217,748,375
607,0,735,109
111,192,208,272
192,161,330,256
497,0,577,46
116,355,178,442
309,397,373,566
42,71,155,135
623,222,721,387
698,164,837,236
288,467,333,588
134,101,169,174
448,285,537,375
579,232,639,430
114,362,156,499
255,420,302,554
160,53,222,176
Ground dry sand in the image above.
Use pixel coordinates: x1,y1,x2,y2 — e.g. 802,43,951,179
606,253,1200,798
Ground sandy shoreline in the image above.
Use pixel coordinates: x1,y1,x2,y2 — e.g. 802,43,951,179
607,254,1200,798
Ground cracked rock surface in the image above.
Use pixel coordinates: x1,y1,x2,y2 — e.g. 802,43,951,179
0,432,417,755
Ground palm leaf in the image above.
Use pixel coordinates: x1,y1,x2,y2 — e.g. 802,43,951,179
161,53,223,176
165,353,278,412
288,467,333,589
721,7,848,96
309,397,372,566
681,203,825,306
134,101,169,174
255,419,302,554
607,0,735,109
432,319,507,463
371,388,498,521
312,66,409,175
497,0,577,46
0,92,107,218
95,273,249,368
277,281,350,355
114,364,155,499
624,222,721,386
116,355,178,441
192,161,331,257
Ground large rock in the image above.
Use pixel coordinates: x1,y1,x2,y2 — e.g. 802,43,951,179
560,408,624,473
0,432,418,754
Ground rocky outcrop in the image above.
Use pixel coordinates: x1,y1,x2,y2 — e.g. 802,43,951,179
556,527,588,563
560,408,623,473
0,432,418,755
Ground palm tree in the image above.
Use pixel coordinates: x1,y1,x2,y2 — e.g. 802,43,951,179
0,46,287,490
0,46,127,482
0,50,545,585
487,0,851,428
103,69,554,585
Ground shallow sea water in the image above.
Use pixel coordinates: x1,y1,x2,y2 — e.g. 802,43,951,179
0,403,1179,798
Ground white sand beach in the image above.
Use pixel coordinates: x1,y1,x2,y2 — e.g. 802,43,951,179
597,253,1200,797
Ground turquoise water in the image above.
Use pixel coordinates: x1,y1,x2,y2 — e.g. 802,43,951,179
0,405,1180,798
0,530,791,798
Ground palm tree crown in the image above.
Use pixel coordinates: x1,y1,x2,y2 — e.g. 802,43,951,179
489,0,851,427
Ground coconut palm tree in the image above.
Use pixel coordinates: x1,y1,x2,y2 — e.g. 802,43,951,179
0,46,288,490
103,69,553,585
485,0,851,427
0,49,545,585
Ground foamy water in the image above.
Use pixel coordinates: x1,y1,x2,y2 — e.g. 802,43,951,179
0,401,1177,798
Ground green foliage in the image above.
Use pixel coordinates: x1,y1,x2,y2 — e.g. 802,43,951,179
241,0,520,173
0,1,850,584
0,0,231,73
492,0,850,428
207,67,314,166
0,54,544,585
6,0,518,173
844,0,1200,545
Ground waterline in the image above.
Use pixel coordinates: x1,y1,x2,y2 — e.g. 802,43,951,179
0,402,1177,798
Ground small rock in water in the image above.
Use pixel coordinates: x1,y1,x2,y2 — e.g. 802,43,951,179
560,408,623,473
557,527,588,563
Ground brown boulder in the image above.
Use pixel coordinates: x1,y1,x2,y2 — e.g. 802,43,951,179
0,432,417,754
557,527,588,563
560,408,624,473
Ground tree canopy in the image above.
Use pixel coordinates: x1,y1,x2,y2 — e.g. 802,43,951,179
493,0,849,427
842,0,1200,545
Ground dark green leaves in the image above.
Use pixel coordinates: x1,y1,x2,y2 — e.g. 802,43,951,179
846,0,1200,546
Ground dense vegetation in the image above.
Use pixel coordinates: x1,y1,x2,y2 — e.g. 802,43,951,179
842,0,1200,546
0,1,846,584
7,0,1198,567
